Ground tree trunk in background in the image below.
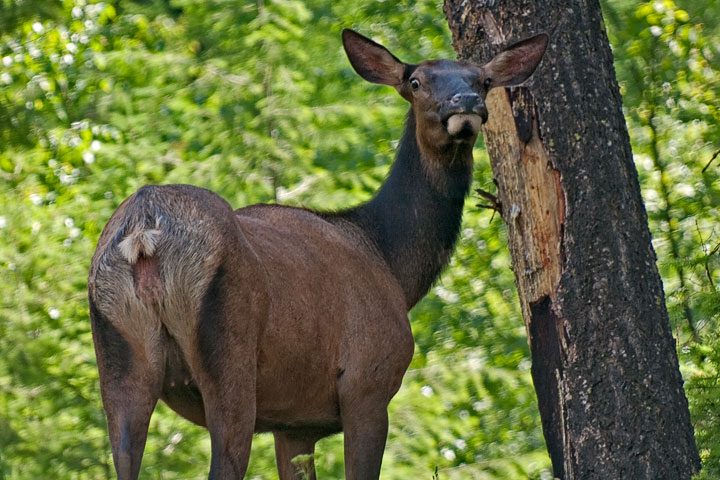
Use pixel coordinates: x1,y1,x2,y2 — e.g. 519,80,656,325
443,1,700,478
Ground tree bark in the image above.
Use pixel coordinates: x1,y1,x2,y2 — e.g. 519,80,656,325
443,1,700,478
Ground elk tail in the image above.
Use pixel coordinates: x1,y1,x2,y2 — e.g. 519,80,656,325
118,228,162,265
117,221,164,306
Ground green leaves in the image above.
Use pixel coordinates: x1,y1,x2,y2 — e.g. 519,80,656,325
0,1,553,478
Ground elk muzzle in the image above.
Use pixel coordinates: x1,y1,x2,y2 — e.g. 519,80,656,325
443,93,487,139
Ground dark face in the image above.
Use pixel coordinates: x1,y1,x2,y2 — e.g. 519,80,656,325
342,29,548,155
401,59,490,148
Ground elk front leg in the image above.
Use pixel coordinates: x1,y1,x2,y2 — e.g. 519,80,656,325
274,431,319,480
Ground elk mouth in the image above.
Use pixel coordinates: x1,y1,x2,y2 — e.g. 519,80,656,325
446,113,484,140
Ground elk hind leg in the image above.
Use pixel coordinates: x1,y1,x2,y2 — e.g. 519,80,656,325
90,298,164,480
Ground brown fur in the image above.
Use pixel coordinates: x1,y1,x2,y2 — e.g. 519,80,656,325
88,30,547,479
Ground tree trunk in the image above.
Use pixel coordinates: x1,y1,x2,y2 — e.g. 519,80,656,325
443,1,700,478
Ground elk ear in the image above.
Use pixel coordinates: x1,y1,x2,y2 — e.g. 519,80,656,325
482,33,548,89
342,29,406,87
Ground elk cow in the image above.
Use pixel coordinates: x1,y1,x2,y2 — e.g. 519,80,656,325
88,29,547,479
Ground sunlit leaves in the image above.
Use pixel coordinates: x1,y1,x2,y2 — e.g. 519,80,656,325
0,0,552,479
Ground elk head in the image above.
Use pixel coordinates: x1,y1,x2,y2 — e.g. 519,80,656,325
342,29,548,156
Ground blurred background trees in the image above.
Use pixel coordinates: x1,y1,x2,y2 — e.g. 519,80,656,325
0,0,718,478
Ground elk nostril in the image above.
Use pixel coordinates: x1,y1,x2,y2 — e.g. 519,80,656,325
451,93,480,110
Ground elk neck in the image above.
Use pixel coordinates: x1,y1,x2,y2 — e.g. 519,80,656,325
328,110,474,310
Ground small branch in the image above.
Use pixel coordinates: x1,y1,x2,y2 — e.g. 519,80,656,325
476,188,502,213
696,220,717,290
707,241,720,291
701,149,720,173
476,188,502,222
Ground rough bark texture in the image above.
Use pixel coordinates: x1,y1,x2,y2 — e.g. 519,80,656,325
443,1,700,478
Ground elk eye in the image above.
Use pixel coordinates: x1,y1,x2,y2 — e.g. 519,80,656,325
410,78,421,90
483,77,492,90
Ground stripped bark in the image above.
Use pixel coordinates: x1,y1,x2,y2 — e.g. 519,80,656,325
443,1,700,478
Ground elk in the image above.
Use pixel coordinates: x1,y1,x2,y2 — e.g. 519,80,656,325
88,29,547,479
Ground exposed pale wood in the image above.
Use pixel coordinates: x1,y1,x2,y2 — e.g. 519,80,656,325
483,87,564,317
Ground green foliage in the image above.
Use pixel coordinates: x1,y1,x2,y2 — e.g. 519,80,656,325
290,454,314,480
0,1,549,478
1,0,719,478
685,331,720,479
